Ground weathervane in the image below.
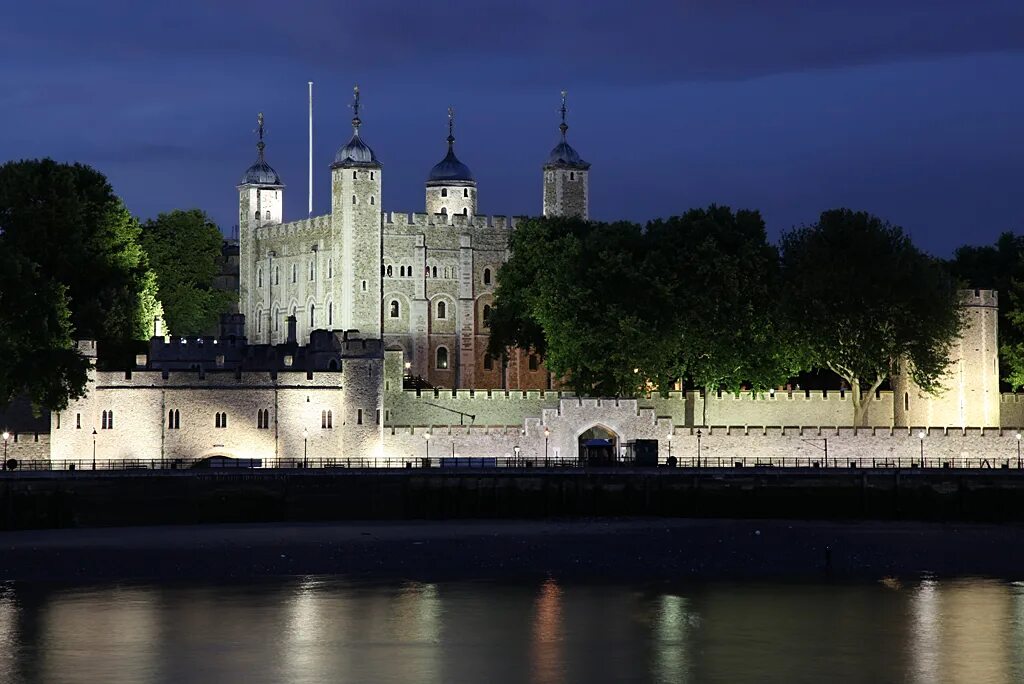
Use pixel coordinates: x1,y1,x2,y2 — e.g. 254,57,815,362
559,90,569,139
447,106,455,146
350,85,362,133
256,112,266,160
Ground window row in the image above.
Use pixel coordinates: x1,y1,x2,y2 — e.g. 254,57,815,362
351,195,376,205
388,300,452,320
439,188,471,198
351,171,376,180
100,410,114,430
255,304,334,334
380,265,492,284
256,259,334,288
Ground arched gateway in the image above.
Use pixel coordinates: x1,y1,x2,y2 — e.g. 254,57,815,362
578,425,619,466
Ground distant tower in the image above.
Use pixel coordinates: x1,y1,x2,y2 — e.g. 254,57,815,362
331,86,383,337
238,113,284,341
893,289,1000,428
425,107,477,218
543,90,590,220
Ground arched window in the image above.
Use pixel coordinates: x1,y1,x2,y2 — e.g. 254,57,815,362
570,171,575,181
256,311,262,334
370,196,375,205
436,346,449,370
168,409,180,430
386,265,393,277
484,355,493,370
309,304,315,328
399,266,405,277
321,410,327,429
440,207,447,215
390,300,400,318
463,208,468,215
425,266,431,277
257,267,263,287
483,268,491,285
437,300,447,319
215,412,228,428
352,195,356,205
463,188,469,197
101,410,113,430
529,354,539,371
273,308,280,332
265,210,271,220
370,171,375,180
255,210,260,220
441,188,448,197
482,304,491,327
432,266,438,278
352,171,357,179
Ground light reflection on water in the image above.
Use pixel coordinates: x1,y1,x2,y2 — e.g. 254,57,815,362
1,577,1023,683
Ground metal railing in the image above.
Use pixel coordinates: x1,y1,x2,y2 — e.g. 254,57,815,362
3,454,1024,474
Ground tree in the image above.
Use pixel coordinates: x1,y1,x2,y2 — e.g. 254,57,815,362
139,209,233,336
0,250,90,411
780,209,963,425
0,159,163,343
646,206,802,422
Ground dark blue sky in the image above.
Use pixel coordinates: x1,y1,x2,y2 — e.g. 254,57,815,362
3,1,1023,256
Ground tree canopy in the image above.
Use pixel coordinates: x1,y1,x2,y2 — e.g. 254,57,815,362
780,209,963,425
0,159,163,410
140,209,233,336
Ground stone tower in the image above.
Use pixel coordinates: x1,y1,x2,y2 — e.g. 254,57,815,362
331,86,383,337
238,113,284,339
425,107,477,218
543,91,590,220
893,289,1000,428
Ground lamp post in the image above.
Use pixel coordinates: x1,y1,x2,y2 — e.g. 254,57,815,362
667,433,673,462
918,431,925,465
424,432,431,461
513,445,521,467
92,428,97,470
303,428,309,468
544,427,550,467
696,429,702,468
1017,432,1021,469
2,431,8,469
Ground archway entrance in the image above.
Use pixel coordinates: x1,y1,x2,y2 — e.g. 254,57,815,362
578,425,618,466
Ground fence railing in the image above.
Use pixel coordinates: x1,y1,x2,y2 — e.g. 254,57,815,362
4,454,1024,474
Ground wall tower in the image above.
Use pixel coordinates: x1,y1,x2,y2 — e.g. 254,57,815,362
331,86,383,337
425,107,477,217
543,91,590,220
238,113,284,341
893,289,1000,428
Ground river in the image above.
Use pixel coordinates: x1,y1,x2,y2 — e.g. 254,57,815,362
0,576,1021,683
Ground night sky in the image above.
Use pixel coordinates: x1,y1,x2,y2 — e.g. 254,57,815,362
3,1,1023,256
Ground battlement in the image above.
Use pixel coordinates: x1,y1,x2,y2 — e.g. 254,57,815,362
254,213,331,240
960,288,998,309
385,211,519,232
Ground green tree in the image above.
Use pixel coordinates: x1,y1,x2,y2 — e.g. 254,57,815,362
139,209,233,336
780,209,963,425
0,159,163,343
0,250,90,411
646,206,802,421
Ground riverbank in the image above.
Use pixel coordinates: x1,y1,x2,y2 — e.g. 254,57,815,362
3,518,1024,583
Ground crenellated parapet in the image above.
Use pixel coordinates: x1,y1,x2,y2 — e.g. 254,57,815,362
254,213,332,241
385,211,519,233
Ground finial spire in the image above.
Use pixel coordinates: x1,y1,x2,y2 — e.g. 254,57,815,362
447,106,455,147
350,85,362,135
559,90,569,140
256,112,266,160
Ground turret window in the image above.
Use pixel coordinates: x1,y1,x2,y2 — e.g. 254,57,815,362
370,172,375,180
441,188,448,197
436,346,449,370
463,188,469,197
215,412,228,429
390,300,400,318
483,268,491,285
437,300,447,319
352,195,357,205
265,210,271,220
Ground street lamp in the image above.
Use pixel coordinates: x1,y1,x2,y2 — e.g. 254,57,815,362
92,428,98,470
696,429,702,468
918,431,925,464
424,432,431,461
513,445,521,467
2,431,8,469
544,427,550,467
1017,432,1021,469
667,433,673,462
303,428,309,468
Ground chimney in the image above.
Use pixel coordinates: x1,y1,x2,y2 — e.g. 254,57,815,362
286,315,297,345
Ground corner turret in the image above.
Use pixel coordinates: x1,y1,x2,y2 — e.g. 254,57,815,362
425,107,477,218
543,91,590,220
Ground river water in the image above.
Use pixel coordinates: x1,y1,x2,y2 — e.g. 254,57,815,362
0,576,1021,683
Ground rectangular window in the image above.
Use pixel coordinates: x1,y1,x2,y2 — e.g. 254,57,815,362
76,413,81,429
357,409,363,425
376,409,381,425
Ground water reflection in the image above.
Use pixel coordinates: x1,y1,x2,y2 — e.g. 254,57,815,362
1,577,1023,683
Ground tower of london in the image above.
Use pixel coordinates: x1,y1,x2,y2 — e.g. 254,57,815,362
237,88,590,391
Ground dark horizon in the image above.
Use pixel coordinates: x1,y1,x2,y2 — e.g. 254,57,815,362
3,1,1023,256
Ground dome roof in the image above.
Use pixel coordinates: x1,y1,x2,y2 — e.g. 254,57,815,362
427,145,475,183
333,133,379,167
240,159,282,186
546,140,589,169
